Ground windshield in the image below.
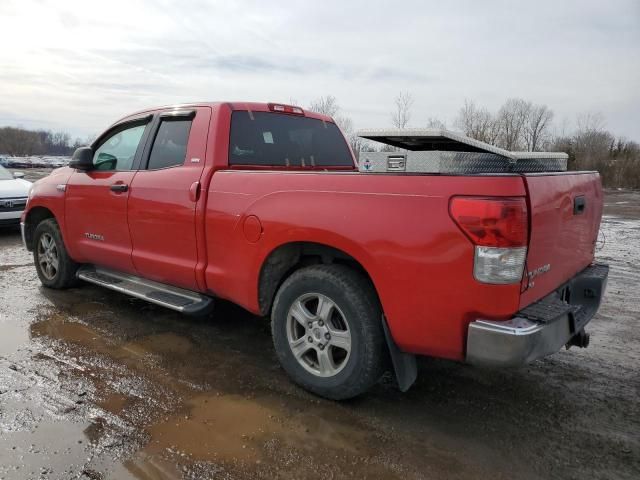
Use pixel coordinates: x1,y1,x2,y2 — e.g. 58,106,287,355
229,111,354,167
0,165,14,180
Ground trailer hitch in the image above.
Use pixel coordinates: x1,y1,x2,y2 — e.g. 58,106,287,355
566,330,590,349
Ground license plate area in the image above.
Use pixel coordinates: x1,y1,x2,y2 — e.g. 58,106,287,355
519,263,609,334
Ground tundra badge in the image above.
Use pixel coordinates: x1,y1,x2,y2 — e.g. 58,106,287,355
527,263,551,287
84,232,105,241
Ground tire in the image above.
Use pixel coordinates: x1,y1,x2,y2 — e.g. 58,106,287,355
271,264,386,400
33,218,79,289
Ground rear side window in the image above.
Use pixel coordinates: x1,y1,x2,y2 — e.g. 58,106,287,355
229,112,353,167
147,119,192,170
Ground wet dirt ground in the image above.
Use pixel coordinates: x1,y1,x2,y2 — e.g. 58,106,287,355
1,181,638,479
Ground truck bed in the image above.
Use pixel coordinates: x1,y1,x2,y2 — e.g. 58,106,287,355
203,168,602,360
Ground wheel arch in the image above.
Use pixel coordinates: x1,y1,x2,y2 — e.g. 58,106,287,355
257,241,380,317
262,243,418,394
23,206,56,251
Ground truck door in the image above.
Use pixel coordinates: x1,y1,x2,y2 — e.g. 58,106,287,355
126,107,211,291
65,116,153,273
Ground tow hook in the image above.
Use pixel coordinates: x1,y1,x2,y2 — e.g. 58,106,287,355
567,330,590,349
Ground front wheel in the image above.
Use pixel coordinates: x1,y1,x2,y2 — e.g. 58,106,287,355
33,218,79,289
271,264,386,400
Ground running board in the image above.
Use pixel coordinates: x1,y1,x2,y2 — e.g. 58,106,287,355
76,266,214,315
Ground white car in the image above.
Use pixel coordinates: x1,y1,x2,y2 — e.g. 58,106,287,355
0,165,31,227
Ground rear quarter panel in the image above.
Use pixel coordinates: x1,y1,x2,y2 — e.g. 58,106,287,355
205,171,527,360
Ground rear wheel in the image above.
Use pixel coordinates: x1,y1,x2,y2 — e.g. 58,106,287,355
33,218,79,289
271,264,386,400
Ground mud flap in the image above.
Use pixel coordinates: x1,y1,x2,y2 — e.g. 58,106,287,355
382,316,417,392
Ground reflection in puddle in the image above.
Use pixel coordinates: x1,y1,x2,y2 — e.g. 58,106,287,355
146,394,282,462
143,392,371,464
31,312,99,344
19,310,410,478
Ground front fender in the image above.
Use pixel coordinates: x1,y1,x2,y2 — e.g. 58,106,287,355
22,168,73,253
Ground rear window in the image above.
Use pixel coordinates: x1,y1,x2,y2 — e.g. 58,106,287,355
229,111,353,167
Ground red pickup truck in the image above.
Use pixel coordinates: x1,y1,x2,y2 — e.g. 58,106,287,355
21,102,608,399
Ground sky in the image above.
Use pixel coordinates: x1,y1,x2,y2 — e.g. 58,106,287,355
0,0,638,141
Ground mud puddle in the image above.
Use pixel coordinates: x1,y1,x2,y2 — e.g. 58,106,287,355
9,308,477,479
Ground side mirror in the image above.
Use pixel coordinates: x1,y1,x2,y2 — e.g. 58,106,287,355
13,171,25,179
69,147,94,171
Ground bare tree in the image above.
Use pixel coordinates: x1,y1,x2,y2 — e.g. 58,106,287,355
308,95,340,117
457,98,554,151
572,113,612,171
453,98,640,189
495,98,530,150
333,114,351,134
391,91,413,129
523,104,554,152
454,99,498,144
426,117,446,129
333,114,359,157
455,99,478,135
308,97,362,159
576,111,606,134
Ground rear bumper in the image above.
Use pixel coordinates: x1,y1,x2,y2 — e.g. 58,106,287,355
466,263,609,367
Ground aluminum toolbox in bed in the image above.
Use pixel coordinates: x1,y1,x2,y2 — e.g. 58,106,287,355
356,129,568,174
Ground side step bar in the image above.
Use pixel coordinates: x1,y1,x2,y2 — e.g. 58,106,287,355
77,265,214,315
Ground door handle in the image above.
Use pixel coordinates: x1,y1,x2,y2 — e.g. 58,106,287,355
110,183,129,193
573,195,586,215
189,181,201,202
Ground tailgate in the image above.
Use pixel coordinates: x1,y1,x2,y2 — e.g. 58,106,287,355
520,172,603,308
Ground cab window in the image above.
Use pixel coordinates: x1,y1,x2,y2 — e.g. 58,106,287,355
93,123,147,171
147,119,192,170
228,111,353,167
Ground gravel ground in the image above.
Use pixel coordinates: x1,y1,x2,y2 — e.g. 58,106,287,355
0,179,638,479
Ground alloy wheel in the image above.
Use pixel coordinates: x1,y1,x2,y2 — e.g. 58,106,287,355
286,292,352,377
37,233,59,280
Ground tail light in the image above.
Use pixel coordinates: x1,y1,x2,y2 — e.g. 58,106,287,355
450,197,529,284
268,103,305,115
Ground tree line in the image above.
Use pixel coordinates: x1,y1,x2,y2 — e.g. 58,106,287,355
0,127,88,157
454,98,640,189
308,93,640,189
2,98,638,189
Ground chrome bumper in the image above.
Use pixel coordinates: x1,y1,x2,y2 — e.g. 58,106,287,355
467,316,573,366
466,263,609,367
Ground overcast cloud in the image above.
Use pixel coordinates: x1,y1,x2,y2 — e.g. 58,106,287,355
0,0,638,141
